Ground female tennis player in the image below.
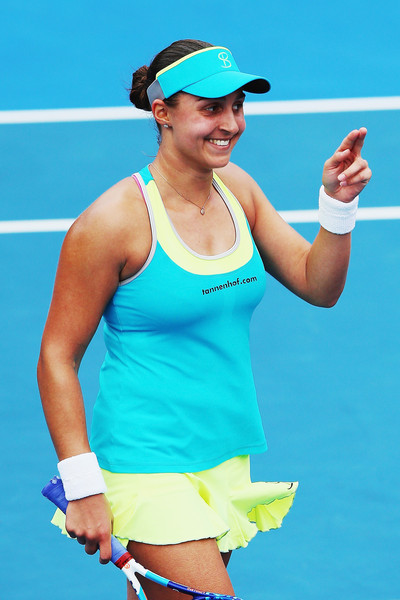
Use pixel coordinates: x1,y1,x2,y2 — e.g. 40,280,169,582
37,39,371,600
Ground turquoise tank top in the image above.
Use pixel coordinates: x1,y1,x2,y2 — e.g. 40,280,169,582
90,165,268,473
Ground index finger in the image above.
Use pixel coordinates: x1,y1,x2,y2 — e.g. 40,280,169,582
337,128,367,154
99,531,112,564
352,126,367,156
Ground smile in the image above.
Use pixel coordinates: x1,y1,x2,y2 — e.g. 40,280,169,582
207,139,230,147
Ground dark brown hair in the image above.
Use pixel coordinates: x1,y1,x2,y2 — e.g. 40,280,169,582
129,39,214,112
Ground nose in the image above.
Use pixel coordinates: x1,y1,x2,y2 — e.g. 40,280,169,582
219,107,241,135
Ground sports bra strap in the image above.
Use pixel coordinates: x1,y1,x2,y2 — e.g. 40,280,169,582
131,173,146,203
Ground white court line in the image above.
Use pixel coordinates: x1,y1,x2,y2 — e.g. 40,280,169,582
0,219,75,233
1,207,400,234
0,106,148,124
244,96,400,115
1,96,400,124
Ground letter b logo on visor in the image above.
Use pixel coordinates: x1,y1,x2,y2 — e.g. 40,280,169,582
218,51,232,68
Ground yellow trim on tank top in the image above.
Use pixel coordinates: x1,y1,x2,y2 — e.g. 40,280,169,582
147,172,254,276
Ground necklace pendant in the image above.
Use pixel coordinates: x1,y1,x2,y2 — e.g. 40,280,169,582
200,208,205,215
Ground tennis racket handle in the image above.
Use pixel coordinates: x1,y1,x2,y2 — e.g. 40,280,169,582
41,476,130,567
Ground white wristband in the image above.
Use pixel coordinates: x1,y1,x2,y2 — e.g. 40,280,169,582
57,452,107,501
318,185,359,234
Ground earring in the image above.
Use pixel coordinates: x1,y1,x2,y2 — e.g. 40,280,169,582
163,124,169,129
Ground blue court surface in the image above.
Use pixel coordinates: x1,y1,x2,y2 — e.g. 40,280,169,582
1,2,399,599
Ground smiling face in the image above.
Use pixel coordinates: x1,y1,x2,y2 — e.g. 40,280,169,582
159,90,246,171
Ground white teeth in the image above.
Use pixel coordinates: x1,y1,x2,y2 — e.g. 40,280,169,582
208,139,229,146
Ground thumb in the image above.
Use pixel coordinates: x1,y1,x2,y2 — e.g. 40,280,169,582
327,148,351,168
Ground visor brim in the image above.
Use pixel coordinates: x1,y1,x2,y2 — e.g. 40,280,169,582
181,71,270,99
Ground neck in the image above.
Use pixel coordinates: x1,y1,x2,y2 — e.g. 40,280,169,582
154,148,214,197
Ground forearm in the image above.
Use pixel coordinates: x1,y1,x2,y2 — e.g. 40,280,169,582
37,351,91,460
304,226,351,307
39,355,112,560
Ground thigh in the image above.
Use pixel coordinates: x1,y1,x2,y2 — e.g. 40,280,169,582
126,538,234,600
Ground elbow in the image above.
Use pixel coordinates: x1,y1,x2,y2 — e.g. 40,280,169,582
37,350,52,387
297,286,343,308
37,353,43,383
37,342,77,394
37,347,52,397
319,296,339,309
37,343,52,382
304,280,345,308
313,287,344,308
305,271,347,308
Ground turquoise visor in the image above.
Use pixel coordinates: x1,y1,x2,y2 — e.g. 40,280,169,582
147,46,270,106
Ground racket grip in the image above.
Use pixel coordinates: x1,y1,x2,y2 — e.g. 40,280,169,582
42,476,130,565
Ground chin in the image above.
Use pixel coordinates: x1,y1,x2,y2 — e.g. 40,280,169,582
206,152,232,169
212,157,231,170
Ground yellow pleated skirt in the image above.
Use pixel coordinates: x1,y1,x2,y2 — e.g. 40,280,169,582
52,455,298,553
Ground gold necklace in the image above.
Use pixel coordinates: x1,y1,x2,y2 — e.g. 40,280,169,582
151,163,211,216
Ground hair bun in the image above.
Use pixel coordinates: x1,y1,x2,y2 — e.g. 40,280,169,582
129,65,152,111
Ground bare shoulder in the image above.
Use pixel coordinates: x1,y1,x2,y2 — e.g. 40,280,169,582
61,176,150,277
66,176,146,245
214,162,257,197
71,176,145,236
214,162,271,229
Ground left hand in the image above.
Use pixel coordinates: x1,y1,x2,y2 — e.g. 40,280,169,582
322,127,372,203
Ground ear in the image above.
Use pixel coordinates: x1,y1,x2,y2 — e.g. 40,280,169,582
152,99,171,129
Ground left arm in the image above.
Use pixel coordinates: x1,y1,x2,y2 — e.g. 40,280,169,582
301,126,371,306
222,128,371,307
